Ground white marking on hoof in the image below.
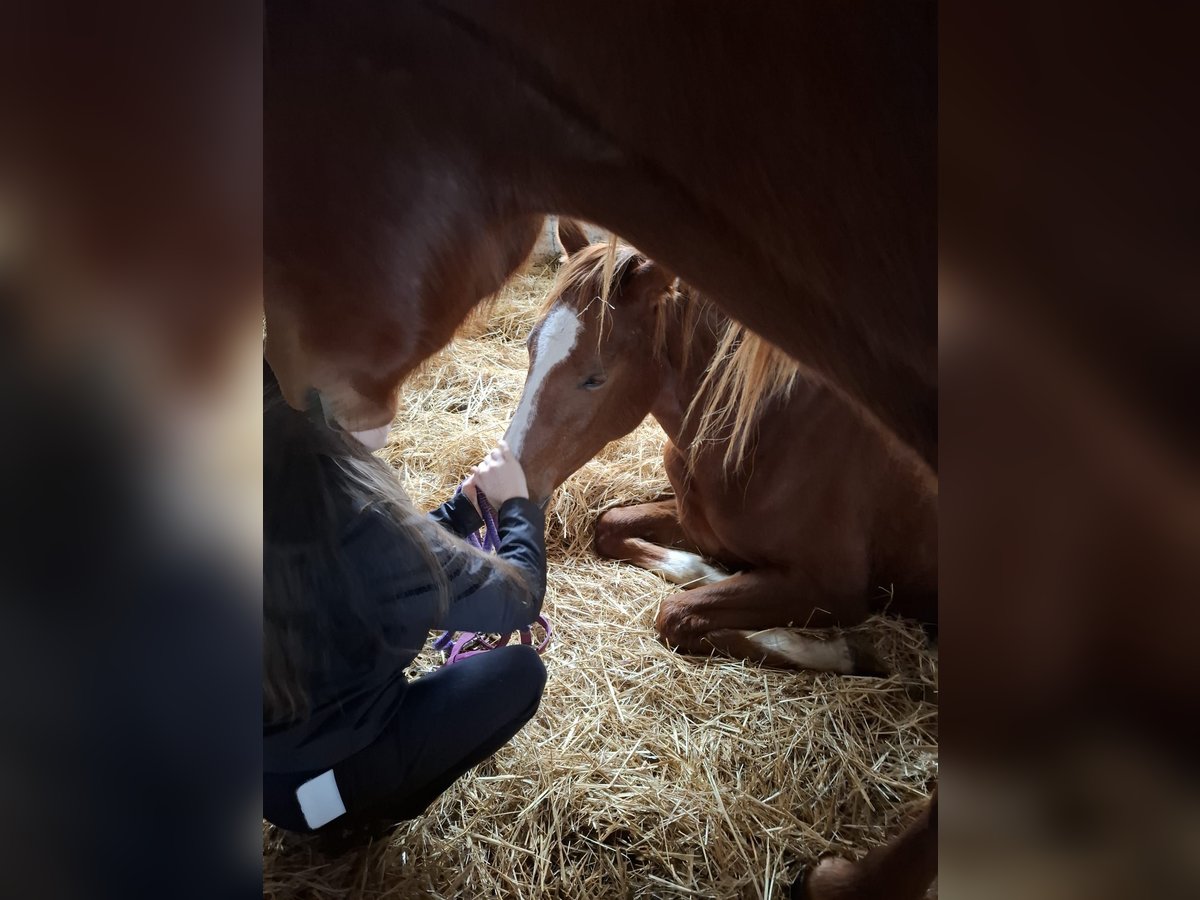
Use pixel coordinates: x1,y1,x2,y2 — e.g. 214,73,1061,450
650,549,731,587
504,305,582,457
726,629,855,673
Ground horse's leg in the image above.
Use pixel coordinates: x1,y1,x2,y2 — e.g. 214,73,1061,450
655,570,882,674
594,500,730,588
794,788,937,900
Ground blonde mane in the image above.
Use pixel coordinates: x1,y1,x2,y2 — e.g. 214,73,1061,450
540,239,640,317
685,321,799,472
545,240,800,473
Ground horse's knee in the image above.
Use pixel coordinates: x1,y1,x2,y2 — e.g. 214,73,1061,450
593,510,626,560
792,856,859,900
654,597,706,653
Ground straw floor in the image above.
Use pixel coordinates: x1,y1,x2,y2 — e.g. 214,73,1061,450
263,264,938,899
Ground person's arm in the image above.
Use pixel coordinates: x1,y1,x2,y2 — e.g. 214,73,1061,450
437,496,547,634
338,498,543,656
427,490,483,538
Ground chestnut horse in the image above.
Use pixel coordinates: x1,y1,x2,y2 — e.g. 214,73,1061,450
506,225,937,673
264,3,936,897
264,0,937,470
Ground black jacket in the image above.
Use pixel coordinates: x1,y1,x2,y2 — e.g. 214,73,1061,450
264,489,546,773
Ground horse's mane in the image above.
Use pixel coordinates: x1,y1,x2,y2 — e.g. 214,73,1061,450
546,241,800,473
539,239,640,319
687,311,800,472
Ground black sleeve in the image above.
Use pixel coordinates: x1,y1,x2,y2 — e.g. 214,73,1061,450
438,497,547,634
427,491,484,538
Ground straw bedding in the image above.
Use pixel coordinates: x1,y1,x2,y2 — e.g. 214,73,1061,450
262,264,938,899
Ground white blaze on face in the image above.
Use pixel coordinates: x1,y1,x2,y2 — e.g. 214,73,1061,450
505,305,583,457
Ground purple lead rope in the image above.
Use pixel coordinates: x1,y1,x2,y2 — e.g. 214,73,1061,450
432,485,552,665
469,489,501,554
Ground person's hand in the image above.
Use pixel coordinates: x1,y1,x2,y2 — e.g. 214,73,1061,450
460,472,481,514
467,440,528,507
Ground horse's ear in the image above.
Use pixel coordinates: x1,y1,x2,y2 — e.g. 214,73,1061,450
626,258,675,306
556,218,591,258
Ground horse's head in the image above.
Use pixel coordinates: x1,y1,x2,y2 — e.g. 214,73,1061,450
504,221,674,504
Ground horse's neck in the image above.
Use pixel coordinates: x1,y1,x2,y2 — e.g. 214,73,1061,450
648,294,726,444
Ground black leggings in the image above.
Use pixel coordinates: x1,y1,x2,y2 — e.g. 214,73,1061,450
264,644,547,833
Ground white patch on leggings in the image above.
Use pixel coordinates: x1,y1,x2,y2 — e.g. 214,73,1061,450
729,629,855,674
505,305,582,457
296,769,347,829
650,549,731,587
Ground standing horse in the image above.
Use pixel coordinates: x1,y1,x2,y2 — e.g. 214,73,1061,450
264,0,937,469
505,224,937,673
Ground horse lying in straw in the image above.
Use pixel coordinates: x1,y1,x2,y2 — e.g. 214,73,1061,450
264,3,937,894
505,222,937,674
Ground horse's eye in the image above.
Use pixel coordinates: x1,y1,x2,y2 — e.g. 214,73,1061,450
581,374,607,390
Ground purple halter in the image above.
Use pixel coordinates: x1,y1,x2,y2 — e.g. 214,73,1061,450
432,485,552,665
